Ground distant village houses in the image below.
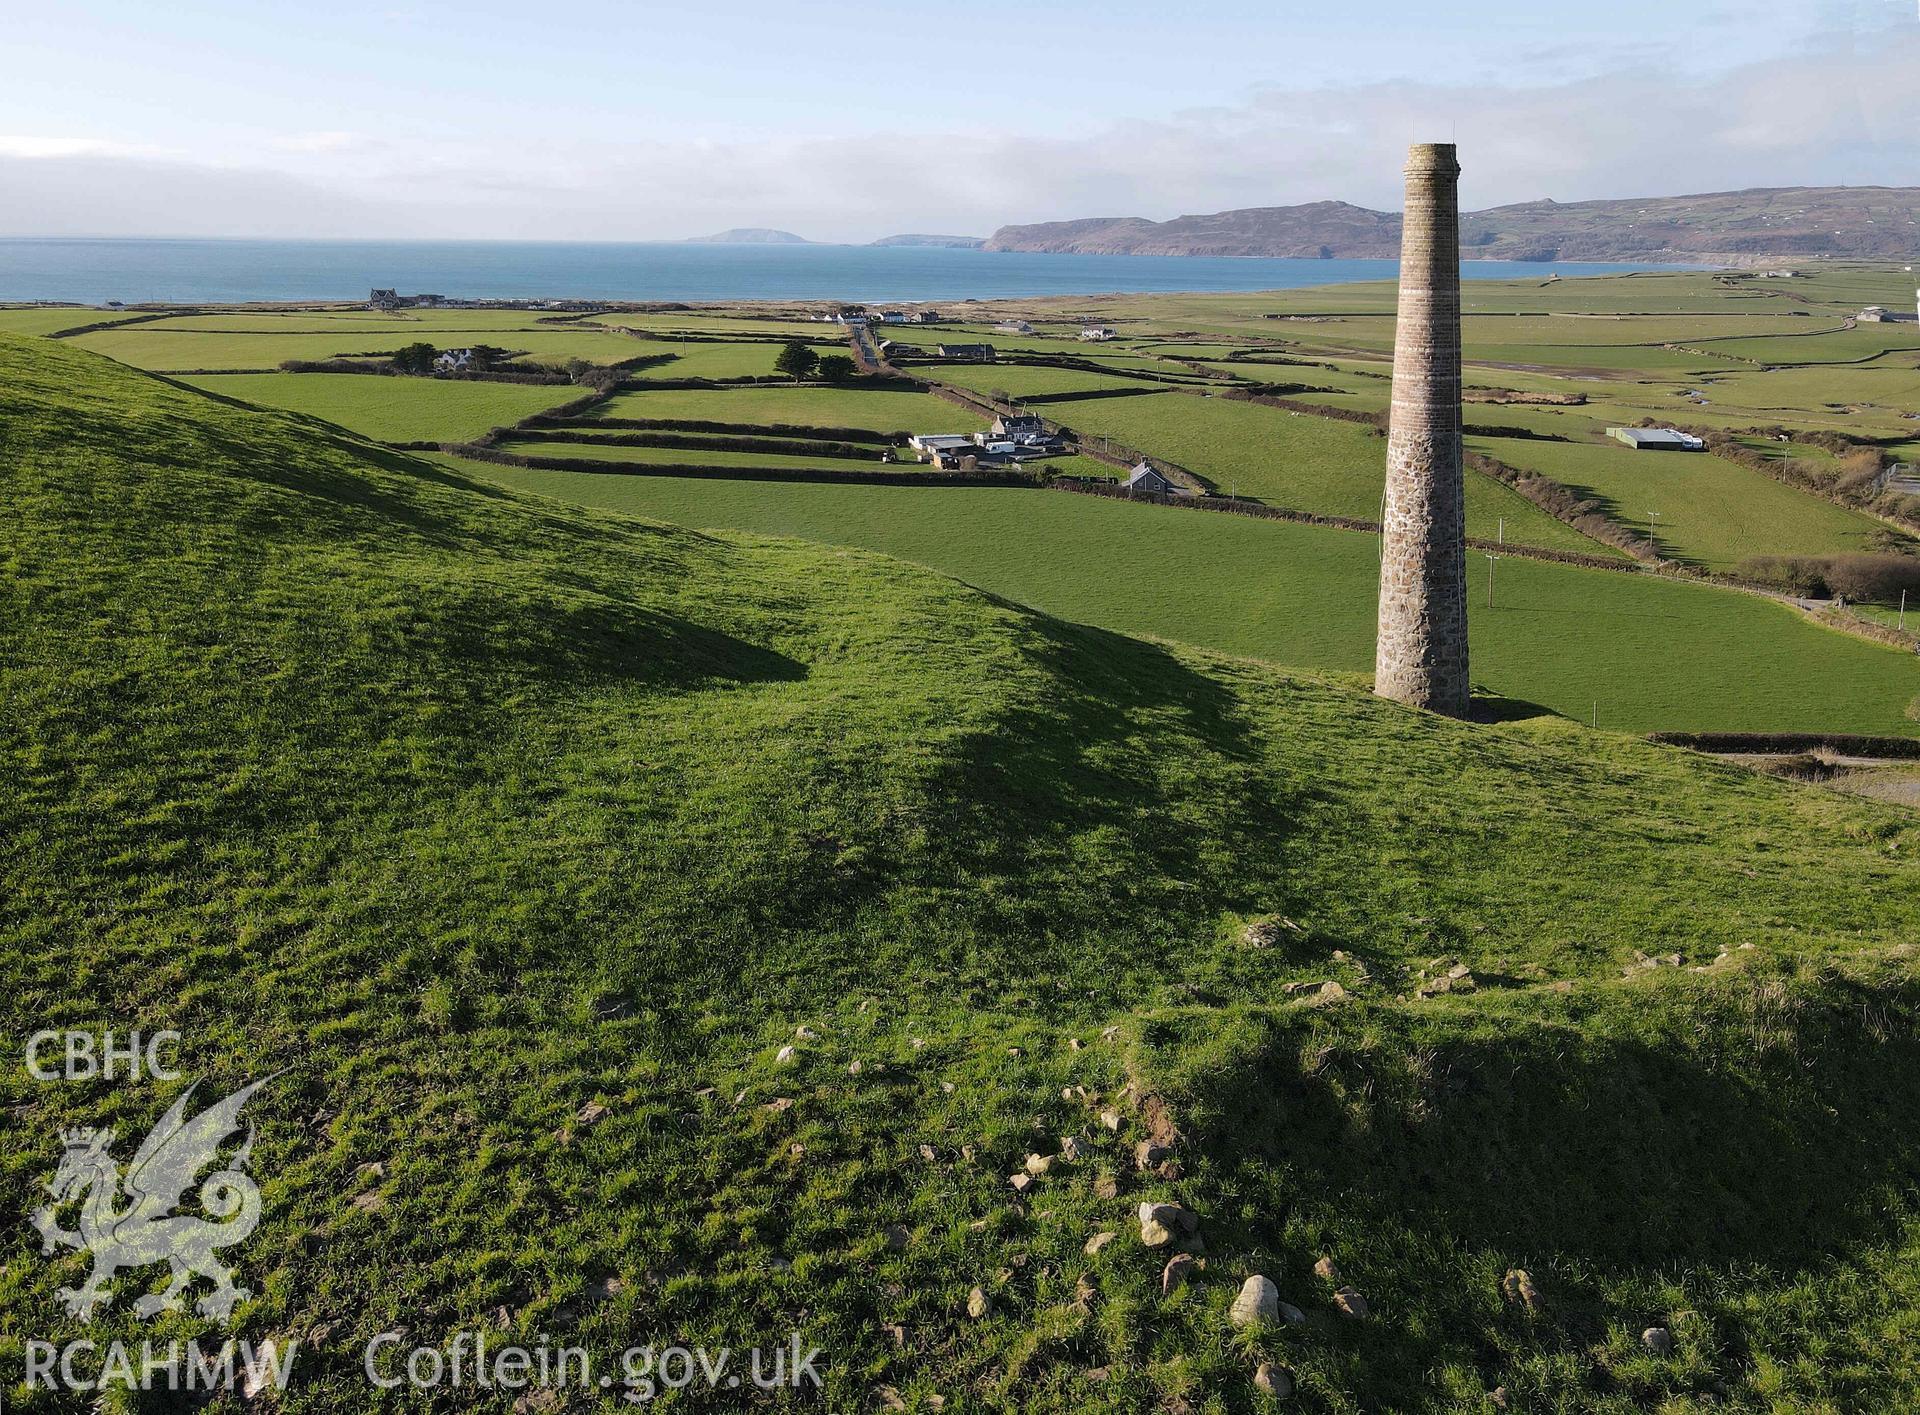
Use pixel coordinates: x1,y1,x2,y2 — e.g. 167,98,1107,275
1080,325,1117,341
994,320,1034,335
433,348,473,373
936,343,995,360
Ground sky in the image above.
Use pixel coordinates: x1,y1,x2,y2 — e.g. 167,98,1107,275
1,0,1916,241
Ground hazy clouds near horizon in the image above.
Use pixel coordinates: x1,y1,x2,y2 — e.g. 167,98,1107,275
3,9,1915,242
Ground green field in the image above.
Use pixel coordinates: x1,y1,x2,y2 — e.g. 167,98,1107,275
919,362,1182,399
456,459,1920,736
1471,434,1884,570
493,437,894,472
179,372,580,443
590,383,989,433
9,332,1920,1413
66,324,648,371
0,306,139,336
618,336,848,381
1051,392,1609,554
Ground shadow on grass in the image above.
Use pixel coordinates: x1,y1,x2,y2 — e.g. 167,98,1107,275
1172,970,1920,1275
908,607,1330,990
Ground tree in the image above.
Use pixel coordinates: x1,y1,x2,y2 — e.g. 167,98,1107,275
392,342,437,375
816,353,857,381
775,340,820,382
468,345,509,373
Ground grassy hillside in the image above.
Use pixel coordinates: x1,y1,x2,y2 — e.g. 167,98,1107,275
4,333,1920,1411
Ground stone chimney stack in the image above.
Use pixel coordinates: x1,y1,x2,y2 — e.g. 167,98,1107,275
1374,142,1470,717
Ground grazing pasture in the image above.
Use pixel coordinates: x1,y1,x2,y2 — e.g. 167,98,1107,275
461,458,1920,736
1468,435,1883,571
588,384,989,433
1051,391,1608,553
179,372,580,443
0,306,141,335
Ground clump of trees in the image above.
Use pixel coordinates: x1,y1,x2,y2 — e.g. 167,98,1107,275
775,341,820,381
816,353,858,381
391,342,438,375
564,359,624,393
1739,553,1920,602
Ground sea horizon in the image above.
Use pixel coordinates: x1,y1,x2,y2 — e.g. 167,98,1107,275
0,236,1699,306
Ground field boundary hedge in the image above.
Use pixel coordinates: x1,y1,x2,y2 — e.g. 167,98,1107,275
504,428,890,460
440,442,1044,487
534,415,899,444
1650,731,1920,757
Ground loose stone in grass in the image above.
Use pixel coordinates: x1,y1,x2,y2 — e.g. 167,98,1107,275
1100,1109,1123,1132
1277,1299,1306,1326
1059,1135,1086,1162
1501,1269,1543,1310
1101,1025,1120,1041
1642,1326,1673,1356
918,1143,937,1162
1068,1037,1083,1051
1094,1174,1119,1200
1009,1172,1034,1193
1138,1201,1197,1248
848,1059,862,1075
1084,1231,1116,1257
884,1224,911,1252
1253,1362,1294,1398
968,1286,992,1319
764,1097,793,1113
1135,1140,1172,1170
1025,1153,1052,1176
576,1101,608,1126
1314,1255,1340,1282
775,1045,797,1065
1334,1286,1369,1318
1230,1275,1280,1327
1161,1252,1200,1296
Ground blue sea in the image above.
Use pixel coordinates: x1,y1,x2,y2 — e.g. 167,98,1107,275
0,238,1686,306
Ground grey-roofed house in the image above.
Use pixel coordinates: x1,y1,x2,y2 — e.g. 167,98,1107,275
1125,462,1177,494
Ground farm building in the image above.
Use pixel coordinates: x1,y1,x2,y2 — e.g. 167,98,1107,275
1125,461,1179,494
1857,302,1919,323
369,288,400,310
433,349,473,373
914,310,944,324
1080,325,1117,341
1607,427,1705,452
879,311,909,324
937,343,995,359
908,434,977,460
994,320,1034,335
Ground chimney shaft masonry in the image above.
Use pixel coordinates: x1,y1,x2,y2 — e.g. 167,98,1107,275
1374,142,1470,717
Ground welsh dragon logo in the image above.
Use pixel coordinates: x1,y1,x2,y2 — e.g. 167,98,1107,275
31,1077,272,1323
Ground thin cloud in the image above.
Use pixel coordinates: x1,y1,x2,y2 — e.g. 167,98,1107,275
0,23,1914,241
